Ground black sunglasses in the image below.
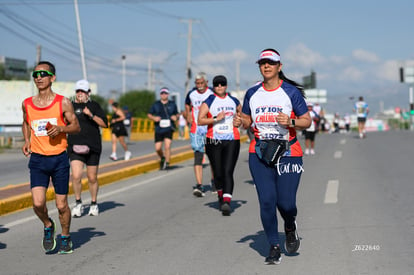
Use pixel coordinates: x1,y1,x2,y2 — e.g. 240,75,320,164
32,70,54,78
258,59,280,66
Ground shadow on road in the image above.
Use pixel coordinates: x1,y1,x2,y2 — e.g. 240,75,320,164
237,230,301,257
0,224,9,249
70,227,106,250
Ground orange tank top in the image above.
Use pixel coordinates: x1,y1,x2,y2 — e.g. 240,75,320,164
24,94,67,155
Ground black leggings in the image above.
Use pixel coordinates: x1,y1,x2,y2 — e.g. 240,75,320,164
205,138,240,195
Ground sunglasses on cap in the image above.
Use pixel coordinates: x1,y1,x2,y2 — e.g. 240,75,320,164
32,70,54,78
258,59,280,66
213,82,227,87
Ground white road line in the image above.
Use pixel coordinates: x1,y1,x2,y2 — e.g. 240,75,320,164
4,145,251,228
3,172,183,228
334,151,342,159
324,180,339,204
340,139,346,145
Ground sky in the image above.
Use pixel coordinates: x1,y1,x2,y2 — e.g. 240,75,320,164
1,0,414,116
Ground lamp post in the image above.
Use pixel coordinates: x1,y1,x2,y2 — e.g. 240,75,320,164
122,55,126,94
74,0,87,80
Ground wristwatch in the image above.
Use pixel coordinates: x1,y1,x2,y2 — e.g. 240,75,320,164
213,116,218,123
290,119,296,127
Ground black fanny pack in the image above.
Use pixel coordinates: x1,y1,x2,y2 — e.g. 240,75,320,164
255,137,297,167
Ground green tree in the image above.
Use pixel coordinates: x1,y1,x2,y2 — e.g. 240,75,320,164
0,63,4,79
118,90,156,118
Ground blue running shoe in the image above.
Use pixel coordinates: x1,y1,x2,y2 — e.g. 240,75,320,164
58,236,73,254
42,217,56,252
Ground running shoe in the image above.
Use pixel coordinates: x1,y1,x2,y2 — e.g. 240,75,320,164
210,179,217,194
192,184,205,197
218,196,223,208
42,217,56,252
160,157,166,170
124,151,132,160
88,204,99,216
58,236,73,254
285,222,300,254
265,245,281,265
110,153,117,161
310,149,315,155
305,149,310,155
71,203,84,218
220,202,231,216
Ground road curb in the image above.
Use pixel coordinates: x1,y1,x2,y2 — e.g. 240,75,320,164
0,135,248,216
0,150,194,216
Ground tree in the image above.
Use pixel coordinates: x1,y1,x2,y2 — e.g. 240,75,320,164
118,90,156,118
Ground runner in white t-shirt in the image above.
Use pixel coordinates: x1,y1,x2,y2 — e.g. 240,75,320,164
184,72,214,197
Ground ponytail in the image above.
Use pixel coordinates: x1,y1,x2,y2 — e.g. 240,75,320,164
279,71,306,98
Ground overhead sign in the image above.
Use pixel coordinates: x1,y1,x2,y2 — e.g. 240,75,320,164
305,89,327,103
0,80,98,126
403,67,414,83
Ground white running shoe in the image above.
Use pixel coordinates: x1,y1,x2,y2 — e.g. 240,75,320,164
71,203,84,217
88,204,99,216
110,153,117,161
124,151,131,160
305,149,310,155
310,149,315,155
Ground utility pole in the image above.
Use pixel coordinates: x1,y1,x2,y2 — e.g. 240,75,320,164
399,66,414,131
122,55,126,94
236,60,240,91
181,19,199,95
147,58,152,91
74,0,87,80
36,45,41,64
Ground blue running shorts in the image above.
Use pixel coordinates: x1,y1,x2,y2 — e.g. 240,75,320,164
190,133,206,153
29,152,70,195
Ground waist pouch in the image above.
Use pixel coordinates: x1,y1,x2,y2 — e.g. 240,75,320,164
255,137,297,167
73,145,90,155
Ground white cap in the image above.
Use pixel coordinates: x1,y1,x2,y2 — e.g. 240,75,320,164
75,79,90,92
256,50,281,63
159,87,170,94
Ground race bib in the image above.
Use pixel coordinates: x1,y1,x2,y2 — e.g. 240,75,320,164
31,118,57,137
159,119,171,128
213,119,233,134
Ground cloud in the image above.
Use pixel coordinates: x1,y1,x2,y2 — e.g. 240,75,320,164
194,49,248,64
337,66,364,81
352,49,380,63
283,43,325,68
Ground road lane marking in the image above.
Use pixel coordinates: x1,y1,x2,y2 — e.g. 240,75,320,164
3,145,250,228
340,139,346,145
334,151,342,159
324,180,339,204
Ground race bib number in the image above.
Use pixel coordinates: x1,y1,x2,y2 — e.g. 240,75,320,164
31,118,57,137
213,120,233,134
160,119,171,128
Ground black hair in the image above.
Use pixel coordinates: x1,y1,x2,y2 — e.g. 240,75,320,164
260,48,306,98
37,61,56,75
112,102,119,108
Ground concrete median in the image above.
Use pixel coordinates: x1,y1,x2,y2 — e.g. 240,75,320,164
0,149,194,216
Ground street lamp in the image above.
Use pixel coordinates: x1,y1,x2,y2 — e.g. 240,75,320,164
122,55,126,94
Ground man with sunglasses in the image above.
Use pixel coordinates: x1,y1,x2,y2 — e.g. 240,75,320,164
22,61,80,254
147,87,179,170
68,80,108,217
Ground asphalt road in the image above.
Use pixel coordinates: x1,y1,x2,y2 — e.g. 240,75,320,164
0,131,413,274
0,138,190,188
